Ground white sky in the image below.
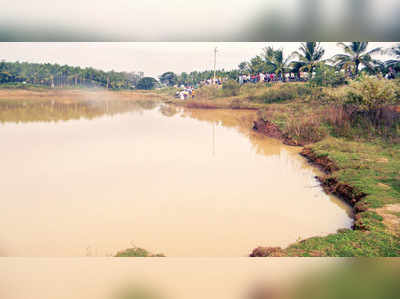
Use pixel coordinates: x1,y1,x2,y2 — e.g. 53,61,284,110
0,1,399,41
0,42,397,78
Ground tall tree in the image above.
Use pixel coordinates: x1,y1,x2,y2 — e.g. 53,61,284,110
291,42,325,75
263,46,292,80
136,77,158,90
159,72,178,86
0,60,143,89
248,55,266,74
385,43,400,70
332,42,382,76
238,62,250,74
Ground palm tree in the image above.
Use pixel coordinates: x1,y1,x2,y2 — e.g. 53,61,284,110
384,43,400,70
263,46,292,81
332,42,382,77
291,42,325,76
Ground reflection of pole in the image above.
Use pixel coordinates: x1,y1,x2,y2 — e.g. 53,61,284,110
212,122,215,156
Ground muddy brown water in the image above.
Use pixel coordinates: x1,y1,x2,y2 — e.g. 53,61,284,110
0,101,352,257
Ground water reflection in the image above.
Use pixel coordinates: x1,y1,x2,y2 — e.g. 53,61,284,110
0,101,352,257
0,99,158,124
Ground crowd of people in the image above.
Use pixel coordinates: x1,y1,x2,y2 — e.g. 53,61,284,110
175,85,196,100
174,73,307,99
174,69,398,100
238,72,309,84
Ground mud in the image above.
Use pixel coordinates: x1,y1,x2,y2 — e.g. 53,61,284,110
252,119,300,146
299,148,339,173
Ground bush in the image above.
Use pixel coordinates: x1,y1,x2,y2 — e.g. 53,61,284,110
156,86,178,97
136,77,158,90
285,115,328,144
195,85,220,98
309,64,347,87
114,246,165,257
256,83,313,103
345,76,399,112
196,81,241,98
319,77,400,139
221,80,240,96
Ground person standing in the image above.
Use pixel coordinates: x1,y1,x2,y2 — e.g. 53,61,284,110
259,72,265,83
239,75,244,85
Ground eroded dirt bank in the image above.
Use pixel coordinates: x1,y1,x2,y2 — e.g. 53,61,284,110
300,148,368,229
251,119,378,257
252,118,301,146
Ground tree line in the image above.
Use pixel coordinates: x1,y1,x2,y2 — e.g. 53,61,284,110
160,42,400,87
0,61,145,89
2,42,400,90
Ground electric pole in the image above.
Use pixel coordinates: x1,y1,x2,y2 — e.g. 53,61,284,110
213,46,218,85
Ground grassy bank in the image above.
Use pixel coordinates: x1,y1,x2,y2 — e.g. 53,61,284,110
167,78,400,256
279,139,400,256
234,79,400,256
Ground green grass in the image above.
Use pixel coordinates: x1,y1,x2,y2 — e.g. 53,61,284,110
279,137,400,256
311,138,400,209
240,81,400,256
285,229,400,257
114,247,165,257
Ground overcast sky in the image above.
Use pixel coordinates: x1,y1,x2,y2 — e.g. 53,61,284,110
0,42,397,78
0,1,399,41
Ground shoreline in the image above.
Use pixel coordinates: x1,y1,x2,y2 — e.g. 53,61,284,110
252,118,399,256
1,87,398,257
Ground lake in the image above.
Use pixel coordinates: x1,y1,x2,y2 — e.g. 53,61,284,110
0,100,352,257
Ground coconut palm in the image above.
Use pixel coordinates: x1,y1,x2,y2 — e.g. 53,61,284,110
384,43,400,70
332,42,382,77
291,42,325,75
263,46,292,80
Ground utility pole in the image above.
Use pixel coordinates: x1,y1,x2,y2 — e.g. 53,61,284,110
213,47,218,85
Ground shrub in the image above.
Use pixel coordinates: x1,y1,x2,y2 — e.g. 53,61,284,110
156,86,178,97
345,76,399,112
239,84,258,100
195,85,220,98
309,64,347,87
317,86,348,105
256,83,313,103
136,77,158,90
316,77,400,139
285,115,327,144
221,80,240,96
114,246,165,257
196,81,242,98
322,105,353,137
